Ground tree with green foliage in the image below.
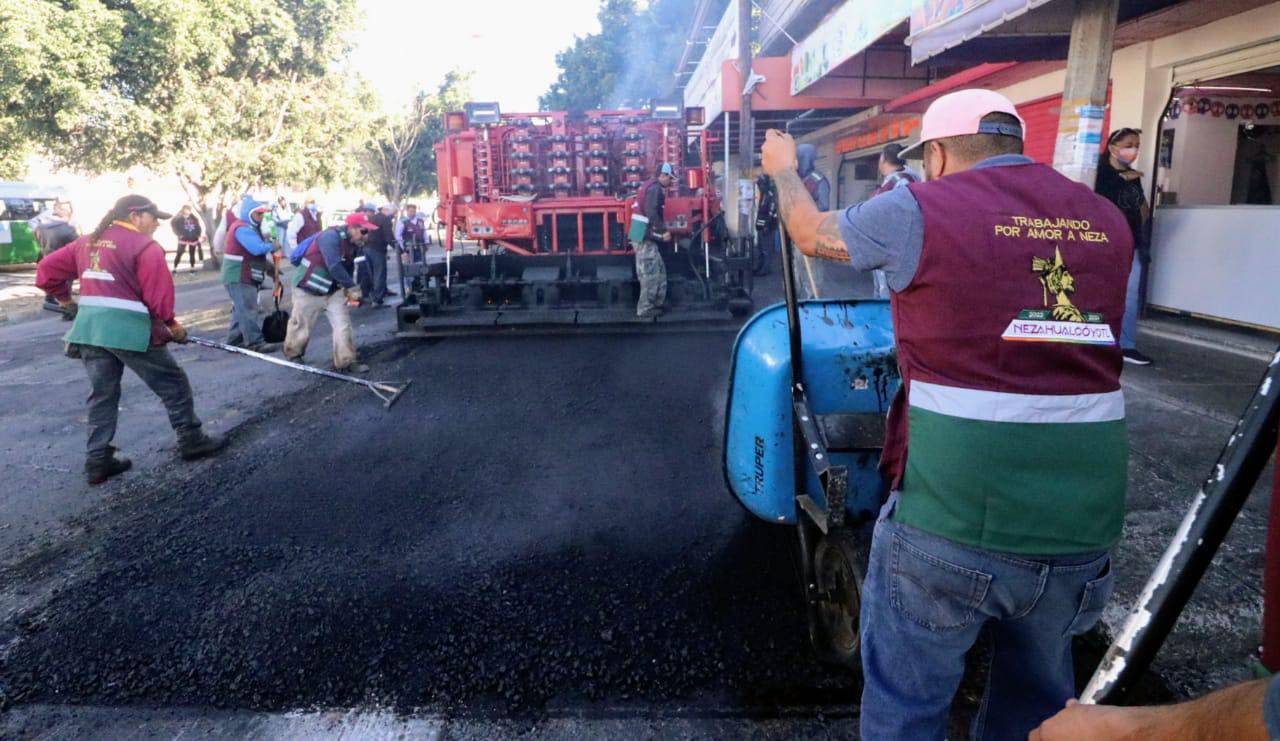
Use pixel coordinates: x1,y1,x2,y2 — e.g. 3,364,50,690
364,69,471,204
0,0,372,236
539,0,697,111
0,0,121,177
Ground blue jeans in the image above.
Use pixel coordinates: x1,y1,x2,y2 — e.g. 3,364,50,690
225,282,264,346
860,498,1113,741
1120,255,1142,350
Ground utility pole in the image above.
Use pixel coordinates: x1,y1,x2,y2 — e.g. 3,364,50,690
1052,0,1120,186
736,0,754,245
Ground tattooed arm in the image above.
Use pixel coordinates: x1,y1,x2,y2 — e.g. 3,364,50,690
771,168,850,263
761,128,923,290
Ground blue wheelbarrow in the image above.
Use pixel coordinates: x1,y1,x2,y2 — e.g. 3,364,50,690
722,224,899,668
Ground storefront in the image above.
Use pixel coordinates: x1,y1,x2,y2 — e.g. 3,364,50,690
1147,56,1280,330
973,2,1280,330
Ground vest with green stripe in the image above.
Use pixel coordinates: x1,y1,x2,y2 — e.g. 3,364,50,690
221,217,269,286
64,225,162,352
291,226,350,296
888,162,1133,554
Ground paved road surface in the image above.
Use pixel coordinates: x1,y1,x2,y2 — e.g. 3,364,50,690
0,256,1276,737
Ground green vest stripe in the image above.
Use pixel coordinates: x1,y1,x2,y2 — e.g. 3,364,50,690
65,304,152,352
221,253,244,284
897,405,1127,554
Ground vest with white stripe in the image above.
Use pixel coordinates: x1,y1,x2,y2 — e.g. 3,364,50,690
221,217,268,286
887,162,1133,553
290,227,350,296
64,225,160,352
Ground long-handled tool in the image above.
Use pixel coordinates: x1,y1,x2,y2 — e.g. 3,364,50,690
262,250,289,343
186,336,412,409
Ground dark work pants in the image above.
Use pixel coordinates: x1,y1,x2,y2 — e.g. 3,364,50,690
81,344,203,459
362,244,388,302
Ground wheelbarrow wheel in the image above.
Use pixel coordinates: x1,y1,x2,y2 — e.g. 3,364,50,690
813,530,865,669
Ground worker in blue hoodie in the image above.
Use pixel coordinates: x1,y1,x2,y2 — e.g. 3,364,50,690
221,196,281,352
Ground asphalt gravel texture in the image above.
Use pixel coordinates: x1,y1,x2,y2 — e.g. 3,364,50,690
1,331,871,721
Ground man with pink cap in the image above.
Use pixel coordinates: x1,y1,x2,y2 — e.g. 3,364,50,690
763,89,1134,739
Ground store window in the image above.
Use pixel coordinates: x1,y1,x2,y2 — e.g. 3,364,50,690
1158,65,1280,206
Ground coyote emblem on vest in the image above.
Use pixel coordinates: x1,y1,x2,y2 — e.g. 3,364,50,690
1031,247,1084,322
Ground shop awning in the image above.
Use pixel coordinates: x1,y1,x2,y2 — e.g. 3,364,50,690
790,0,912,95
907,0,1190,66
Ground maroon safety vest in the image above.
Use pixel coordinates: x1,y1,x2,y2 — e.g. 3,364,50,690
400,215,426,243
64,223,169,350
222,216,269,286
297,208,321,243
881,162,1133,489
872,169,917,198
292,227,354,296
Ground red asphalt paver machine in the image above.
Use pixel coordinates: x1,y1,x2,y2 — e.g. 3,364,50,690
396,101,753,337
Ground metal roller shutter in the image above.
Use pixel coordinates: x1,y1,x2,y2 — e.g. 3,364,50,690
1015,87,1113,165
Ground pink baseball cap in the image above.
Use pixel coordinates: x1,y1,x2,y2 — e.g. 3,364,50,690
899,89,1025,159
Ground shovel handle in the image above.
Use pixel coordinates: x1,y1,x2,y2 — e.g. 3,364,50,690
272,250,284,304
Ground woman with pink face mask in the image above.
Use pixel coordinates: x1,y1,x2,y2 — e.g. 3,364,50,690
1095,127,1153,365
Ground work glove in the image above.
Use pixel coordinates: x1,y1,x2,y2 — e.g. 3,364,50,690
166,319,189,343
344,286,363,302
57,298,78,320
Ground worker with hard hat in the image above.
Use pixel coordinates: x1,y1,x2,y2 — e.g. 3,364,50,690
36,195,228,485
762,88,1134,740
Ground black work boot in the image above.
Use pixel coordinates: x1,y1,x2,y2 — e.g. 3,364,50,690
178,432,228,461
85,448,132,485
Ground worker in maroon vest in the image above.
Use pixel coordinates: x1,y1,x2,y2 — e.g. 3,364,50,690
36,195,228,485
285,195,322,253
283,213,375,373
221,196,280,353
871,142,921,198
395,203,429,262
762,89,1133,740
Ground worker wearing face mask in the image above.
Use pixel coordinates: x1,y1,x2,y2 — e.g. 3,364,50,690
763,89,1134,741
1094,128,1153,366
285,196,323,252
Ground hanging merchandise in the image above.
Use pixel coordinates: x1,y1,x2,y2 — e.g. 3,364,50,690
1272,101,1280,117
1197,98,1211,114
1241,104,1254,119
1211,101,1225,117
1167,99,1182,119
1225,103,1240,119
